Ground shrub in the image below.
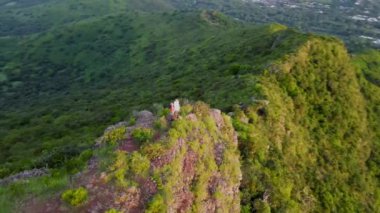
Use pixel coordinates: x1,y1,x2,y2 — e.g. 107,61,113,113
152,103,164,116
141,143,165,160
154,116,168,130
253,200,271,213
128,116,136,126
180,104,193,116
105,208,122,213
192,101,209,117
129,152,150,177
131,128,153,144
61,187,88,206
79,149,93,162
104,127,126,144
109,151,129,187
146,194,166,213
64,149,93,175
0,166,11,179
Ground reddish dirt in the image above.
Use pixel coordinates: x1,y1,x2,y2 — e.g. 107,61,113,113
19,196,65,213
151,138,185,168
119,137,139,152
182,150,197,183
137,177,158,204
175,189,194,212
20,134,145,213
153,132,161,141
214,143,225,166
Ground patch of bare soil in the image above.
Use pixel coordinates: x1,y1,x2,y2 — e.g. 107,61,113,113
119,137,139,152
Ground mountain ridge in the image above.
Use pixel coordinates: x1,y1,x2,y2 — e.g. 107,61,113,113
0,9,379,212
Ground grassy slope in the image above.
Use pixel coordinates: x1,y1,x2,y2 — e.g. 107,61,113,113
235,38,380,211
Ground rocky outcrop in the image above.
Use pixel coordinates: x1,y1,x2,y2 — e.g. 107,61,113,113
19,103,241,213
146,105,241,213
0,168,48,185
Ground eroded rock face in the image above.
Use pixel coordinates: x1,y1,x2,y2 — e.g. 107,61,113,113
135,110,154,128
121,107,241,212
151,107,241,213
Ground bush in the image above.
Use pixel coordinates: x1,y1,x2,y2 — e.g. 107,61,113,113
0,166,11,179
104,127,126,144
109,151,129,187
64,149,93,175
79,149,93,162
129,152,150,177
192,101,209,117
105,208,122,213
254,200,271,213
146,194,166,213
142,143,165,160
154,116,168,130
131,128,153,144
179,104,193,117
128,116,136,126
61,187,88,206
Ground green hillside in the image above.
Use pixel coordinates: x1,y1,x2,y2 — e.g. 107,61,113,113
0,9,379,212
1,0,379,51
0,11,308,175
0,0,171,36
235,39,380,211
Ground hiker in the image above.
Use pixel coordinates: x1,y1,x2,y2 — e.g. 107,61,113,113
170,102,175,119
174,99,180,114
169,99,180,120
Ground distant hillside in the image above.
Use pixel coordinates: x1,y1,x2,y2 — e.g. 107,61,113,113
1,0,379,50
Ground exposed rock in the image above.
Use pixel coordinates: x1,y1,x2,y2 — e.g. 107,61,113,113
186,113,198,122
104,121,129,134
214,143,225,166
0,168,48,185
135,110,154,128
210,109,224,128
182,150,197,183
151,138,186,168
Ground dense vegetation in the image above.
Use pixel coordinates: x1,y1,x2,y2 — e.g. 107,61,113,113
0,0,379,50
0,4,379,212
0,11,309,176
234,39,380,211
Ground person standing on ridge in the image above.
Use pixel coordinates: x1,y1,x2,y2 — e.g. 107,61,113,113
170,102,175,120
174,99,180,118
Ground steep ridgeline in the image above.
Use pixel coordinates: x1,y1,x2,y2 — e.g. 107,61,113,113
17,103,241,212
235,38,380,211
